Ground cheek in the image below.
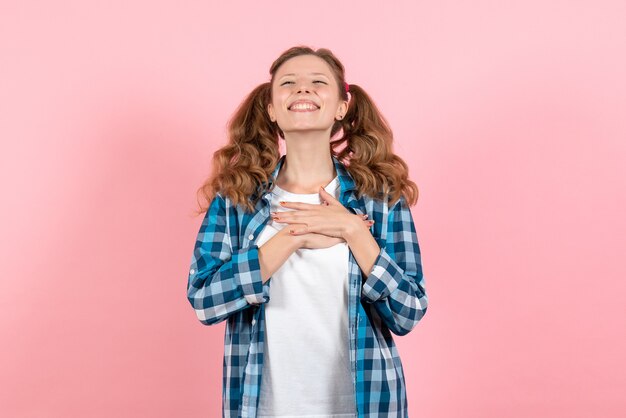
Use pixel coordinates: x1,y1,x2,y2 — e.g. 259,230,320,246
320,92,340,108
272,96,289,113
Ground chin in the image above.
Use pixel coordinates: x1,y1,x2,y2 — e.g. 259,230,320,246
283,126,333,134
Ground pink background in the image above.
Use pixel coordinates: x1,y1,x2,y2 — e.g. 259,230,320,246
1,1,624,417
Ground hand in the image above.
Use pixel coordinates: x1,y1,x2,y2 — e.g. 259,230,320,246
298,232,346,250
271,186,374,240
283,219,373,250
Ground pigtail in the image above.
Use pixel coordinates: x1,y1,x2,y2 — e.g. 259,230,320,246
195,83,282,215
333,84,419,207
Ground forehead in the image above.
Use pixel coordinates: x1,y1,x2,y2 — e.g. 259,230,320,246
275,55,334,78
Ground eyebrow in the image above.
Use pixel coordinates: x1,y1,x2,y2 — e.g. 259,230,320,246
279,72,330,79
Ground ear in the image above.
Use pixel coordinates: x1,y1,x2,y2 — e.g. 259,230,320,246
336,100,349,118
267,103,275,122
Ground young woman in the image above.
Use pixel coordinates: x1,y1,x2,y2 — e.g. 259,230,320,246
187,45,428,418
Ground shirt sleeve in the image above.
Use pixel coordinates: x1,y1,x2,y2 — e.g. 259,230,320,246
360,194,428,336
186,192,270,325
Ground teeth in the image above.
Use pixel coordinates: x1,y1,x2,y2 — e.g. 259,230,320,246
290,103,318,110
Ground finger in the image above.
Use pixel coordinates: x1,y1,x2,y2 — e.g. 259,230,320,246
272,213,309,224
271,212,307,223
318,187,340,205
279,201,321,210
289,224,310,235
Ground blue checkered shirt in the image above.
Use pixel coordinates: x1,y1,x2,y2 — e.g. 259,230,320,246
187,154,428,417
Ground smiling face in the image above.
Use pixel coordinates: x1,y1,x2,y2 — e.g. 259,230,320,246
267,54,348,137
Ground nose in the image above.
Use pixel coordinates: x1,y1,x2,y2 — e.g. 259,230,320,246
296,81,311,93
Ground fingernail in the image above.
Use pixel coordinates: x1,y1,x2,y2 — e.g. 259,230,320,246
368,220,375,224
361,214,368,219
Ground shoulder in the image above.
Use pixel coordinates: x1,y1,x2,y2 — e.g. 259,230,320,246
213,191,238,210
206,191,227,213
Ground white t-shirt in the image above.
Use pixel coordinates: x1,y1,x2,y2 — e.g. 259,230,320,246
256,175,357,418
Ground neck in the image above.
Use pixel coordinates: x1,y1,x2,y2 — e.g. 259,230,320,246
277,131,337,193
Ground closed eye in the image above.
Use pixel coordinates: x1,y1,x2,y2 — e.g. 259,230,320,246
280,80,328,86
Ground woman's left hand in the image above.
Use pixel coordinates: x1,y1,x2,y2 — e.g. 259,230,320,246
271,186,373,239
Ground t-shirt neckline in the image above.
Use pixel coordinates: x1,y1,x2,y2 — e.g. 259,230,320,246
272,176,339,198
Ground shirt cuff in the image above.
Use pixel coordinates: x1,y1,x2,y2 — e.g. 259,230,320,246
233,244,269,305
361,247,402,302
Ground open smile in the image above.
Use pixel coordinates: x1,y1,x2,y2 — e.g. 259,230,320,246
288,100,320,112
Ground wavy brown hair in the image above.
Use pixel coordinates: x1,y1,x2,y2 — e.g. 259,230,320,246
194,45,419,215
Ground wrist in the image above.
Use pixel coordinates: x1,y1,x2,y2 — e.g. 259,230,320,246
343,215,369,242
281,226,305,250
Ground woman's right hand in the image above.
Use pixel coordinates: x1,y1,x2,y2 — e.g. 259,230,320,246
292,218,374,249
299,232,345,249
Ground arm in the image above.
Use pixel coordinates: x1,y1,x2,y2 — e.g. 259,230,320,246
345,195,428,336
187,193,299,325
258,227,302,284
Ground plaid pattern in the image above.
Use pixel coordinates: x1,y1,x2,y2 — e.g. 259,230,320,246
187,154,428,417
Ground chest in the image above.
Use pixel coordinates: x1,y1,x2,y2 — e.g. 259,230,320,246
223,192,389,253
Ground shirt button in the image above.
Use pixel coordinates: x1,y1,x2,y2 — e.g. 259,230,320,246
248,233,254,240
189,268,195,274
